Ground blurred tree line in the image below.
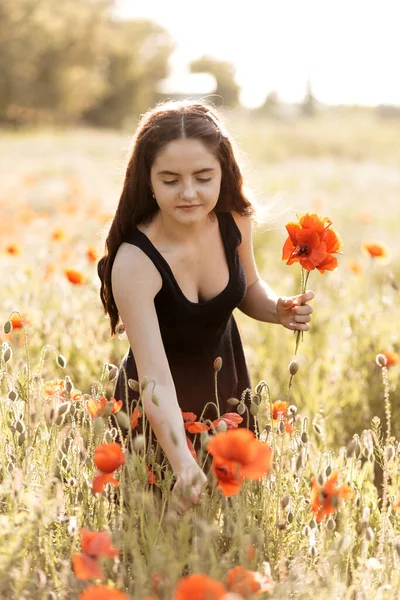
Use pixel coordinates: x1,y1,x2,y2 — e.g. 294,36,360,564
0,0,243,128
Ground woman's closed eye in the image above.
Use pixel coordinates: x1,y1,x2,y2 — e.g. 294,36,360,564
163,178,212,185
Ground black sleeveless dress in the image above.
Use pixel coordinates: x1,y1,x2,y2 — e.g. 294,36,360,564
113,211,256,456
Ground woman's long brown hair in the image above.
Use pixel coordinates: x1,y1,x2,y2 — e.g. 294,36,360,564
98,100,255,335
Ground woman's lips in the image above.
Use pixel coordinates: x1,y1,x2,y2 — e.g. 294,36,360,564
177,204,200,210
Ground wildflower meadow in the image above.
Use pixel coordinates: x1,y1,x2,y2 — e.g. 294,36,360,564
1,109,400,599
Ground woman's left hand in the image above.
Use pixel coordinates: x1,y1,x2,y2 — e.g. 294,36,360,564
276,290,315,331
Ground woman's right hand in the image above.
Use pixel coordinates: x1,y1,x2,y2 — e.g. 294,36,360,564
170,460,208,516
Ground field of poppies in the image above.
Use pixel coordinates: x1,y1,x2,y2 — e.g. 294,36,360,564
1,108,400,599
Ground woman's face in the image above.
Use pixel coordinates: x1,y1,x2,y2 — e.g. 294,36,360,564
149,138,222,224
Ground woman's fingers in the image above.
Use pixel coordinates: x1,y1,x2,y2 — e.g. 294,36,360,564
293,314,311,323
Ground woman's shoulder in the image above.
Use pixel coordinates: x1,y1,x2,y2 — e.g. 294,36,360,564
230,211,253,244
112,242,162,291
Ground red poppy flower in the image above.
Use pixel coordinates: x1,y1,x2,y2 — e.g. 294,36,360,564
87,396,122,418
87,246,98,262
73,553,105,581
92,473,120,493
94,443,125,473
145,465,157,484
186,436,198,462
10,314,25,329
181,411,210,434
73,529,120,581
363,242,389,259
65,268,85,284
271,401,293,434
79,585,130,600
393,495,400,512
380,350,400,367
310,471,355,522
130,407,141,430
207,429,273,497
5,244,21,255
172,573,226,600
212,412,243,430
282,213,342,273
225,565,275,597
80,528,120,558
51,228,65,241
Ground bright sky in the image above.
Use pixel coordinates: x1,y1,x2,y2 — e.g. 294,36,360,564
115,0,399,108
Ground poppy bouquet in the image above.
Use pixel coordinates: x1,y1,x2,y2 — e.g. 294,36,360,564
282,212,342,354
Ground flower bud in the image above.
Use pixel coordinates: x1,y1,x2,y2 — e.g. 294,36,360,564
57,403,70,417
151,394,160,407
301,431,308,444
375,353,387,367
362,507,370,526
394,538,400,558
140,376,149,391
227,397,239,406
250,403,259,416
64,376,73,394
3,347,12,362
8,390,17,401
288,405,297,415
289,360,299,376
108,366,118,381
281,494,290,509
16,420,25,434
237,402,246,415
365,527,374,543
287,511,294,524
18,431,26,446
325,465,332,477
115,410,130,430
200,431,210,448
132,434,145,451
278,420,286,435
128,379,140,392
313,424,322,435
57,354,67,368
93,417,105,437
216,420,228,432
326,517,336,531
3,320,12,334
385,445,395,463
213,357,222,372
102,401,114,418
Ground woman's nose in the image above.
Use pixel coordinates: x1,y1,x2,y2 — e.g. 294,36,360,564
181,184,197,200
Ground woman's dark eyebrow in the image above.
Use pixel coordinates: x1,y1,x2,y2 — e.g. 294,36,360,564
157,168,215,176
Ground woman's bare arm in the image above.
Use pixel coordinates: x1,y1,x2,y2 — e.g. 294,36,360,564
232,213,314,330
111,243,196,472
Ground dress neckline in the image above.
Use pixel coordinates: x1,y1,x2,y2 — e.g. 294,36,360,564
134,212,231,307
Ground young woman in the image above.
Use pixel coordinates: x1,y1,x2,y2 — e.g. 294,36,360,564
97,100,314,516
